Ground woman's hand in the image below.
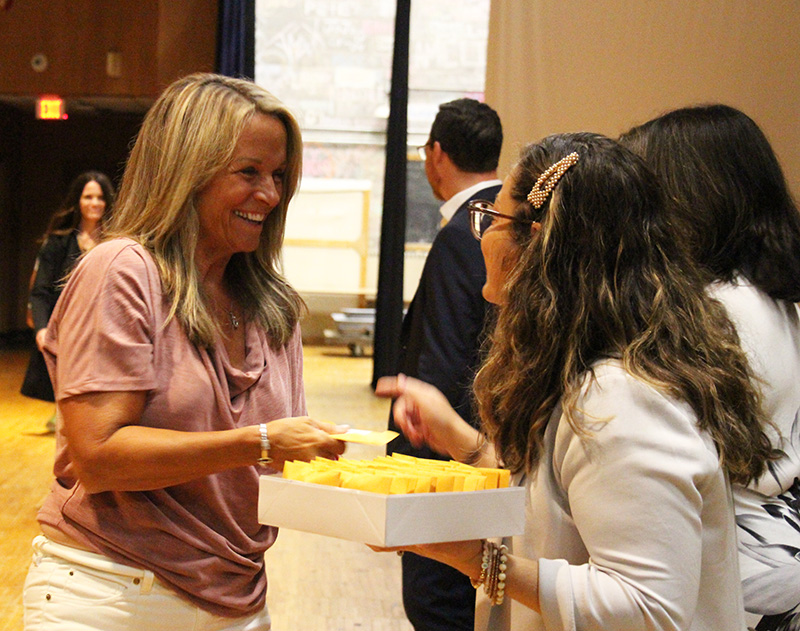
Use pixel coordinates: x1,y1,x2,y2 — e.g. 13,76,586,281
60,392,346,493
370,539,484,582
35,327,47,352
372,540,541,614
376,374,486,462
264,417,347,468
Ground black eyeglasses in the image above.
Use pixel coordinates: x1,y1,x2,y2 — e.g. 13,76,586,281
467,200,533,241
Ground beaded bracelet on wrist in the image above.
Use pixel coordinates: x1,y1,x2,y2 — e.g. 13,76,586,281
471,540,508,606
494,544,508,605
471,540,490,589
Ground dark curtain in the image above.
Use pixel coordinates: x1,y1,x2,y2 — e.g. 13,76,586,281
371,0,411,389
216,0,255,79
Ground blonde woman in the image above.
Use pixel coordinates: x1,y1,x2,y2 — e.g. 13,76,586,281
23,74,345,631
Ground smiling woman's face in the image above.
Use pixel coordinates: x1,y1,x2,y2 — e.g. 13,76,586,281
78,180,106,227
195,113,287,267
480,175,525,305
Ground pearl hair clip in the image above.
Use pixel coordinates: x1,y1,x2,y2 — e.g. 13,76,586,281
526,152,580,209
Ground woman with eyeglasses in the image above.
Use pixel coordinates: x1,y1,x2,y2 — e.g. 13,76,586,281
376,132,772,631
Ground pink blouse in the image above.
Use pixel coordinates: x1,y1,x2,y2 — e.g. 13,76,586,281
40,238,306,617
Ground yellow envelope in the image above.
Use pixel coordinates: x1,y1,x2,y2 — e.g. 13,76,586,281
283,460,311,481
390,453,418,464
283,454,510,494
341,473,394,494
329,429,400,445
305,470,342,487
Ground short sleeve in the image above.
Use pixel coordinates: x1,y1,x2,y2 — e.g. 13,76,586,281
44,240,160,399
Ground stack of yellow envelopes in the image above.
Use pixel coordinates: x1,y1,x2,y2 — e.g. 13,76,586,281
282,453,510,494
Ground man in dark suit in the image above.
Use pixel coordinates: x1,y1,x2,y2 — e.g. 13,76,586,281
388,98,503,631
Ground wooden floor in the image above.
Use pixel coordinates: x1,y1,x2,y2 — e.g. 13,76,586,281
0,343,412,631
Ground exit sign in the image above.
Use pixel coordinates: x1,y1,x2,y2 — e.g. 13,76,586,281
36,96,67,120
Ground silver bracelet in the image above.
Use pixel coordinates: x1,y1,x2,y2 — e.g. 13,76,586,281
258,423,273,466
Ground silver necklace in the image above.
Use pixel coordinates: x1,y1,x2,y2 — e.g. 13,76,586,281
228,308,240,330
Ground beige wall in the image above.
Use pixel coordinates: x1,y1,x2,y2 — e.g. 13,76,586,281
485,1,800,192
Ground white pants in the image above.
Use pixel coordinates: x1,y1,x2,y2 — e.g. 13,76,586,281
23,536,271,631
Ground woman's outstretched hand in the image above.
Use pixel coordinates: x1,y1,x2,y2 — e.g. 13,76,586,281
376,374,471,459
265,417,347,468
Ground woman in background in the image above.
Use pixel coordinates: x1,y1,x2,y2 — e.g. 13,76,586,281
376,132,772,630
22,73,345,631
621,104,800,631
20,170,114,430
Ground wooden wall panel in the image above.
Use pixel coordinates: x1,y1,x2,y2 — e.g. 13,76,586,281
0,0,217,98
0,0,159,96
0,0,217,334
157,0,218,91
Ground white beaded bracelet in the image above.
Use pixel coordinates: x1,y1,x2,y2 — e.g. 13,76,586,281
494,544,508,605
470,540,490,588
257,423,273,466
470,540,508,606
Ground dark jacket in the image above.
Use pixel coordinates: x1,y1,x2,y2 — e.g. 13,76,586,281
388,183,501,457
20,231,82,401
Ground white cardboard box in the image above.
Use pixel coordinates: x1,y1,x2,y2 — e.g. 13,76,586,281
258,475,526,547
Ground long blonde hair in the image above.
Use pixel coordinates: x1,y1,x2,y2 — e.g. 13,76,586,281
107,73,304,348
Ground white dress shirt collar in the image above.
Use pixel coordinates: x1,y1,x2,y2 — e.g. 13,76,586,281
439,179,502,223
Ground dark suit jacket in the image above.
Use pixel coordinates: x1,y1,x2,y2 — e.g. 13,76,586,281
388,183,501,459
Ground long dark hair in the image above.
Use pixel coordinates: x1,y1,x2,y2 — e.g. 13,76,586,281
44,171,115,238
620,104,800,301
473,133,772,484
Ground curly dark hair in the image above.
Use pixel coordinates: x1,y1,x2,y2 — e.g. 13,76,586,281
473,132,772,485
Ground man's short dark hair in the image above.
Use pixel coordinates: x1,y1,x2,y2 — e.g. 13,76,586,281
428,98,503,173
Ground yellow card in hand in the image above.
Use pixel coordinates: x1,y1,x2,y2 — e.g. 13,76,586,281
330,429,399,445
